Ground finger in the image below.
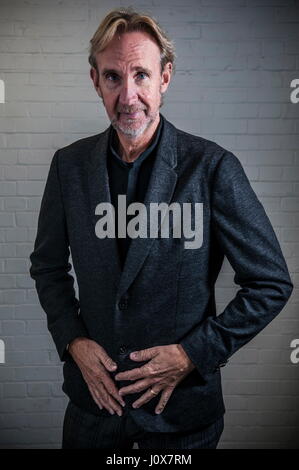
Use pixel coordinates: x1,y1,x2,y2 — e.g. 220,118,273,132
106,394,124,417
83,371,119,415
81,372,103,410
115,364,151,382
87,373,119,415
96,382,117,415
97,348,118,372
99,372,126,407
90,361,125,408
132,387,162,409
155,387,175,415
130,347,159,362
88,383,103,410
98,382,123,416
119,379,153,397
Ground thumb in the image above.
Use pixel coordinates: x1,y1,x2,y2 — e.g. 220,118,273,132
130,347,157,361
99,350,117,371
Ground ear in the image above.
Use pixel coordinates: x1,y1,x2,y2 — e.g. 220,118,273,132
160,62,172,94
90,67,102,99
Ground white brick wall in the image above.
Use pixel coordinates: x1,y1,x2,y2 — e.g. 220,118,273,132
0,0,298,449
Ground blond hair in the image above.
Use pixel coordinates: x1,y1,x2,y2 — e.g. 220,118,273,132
88,7,176,75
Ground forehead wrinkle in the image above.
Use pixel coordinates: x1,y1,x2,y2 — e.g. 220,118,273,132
115,35,157,53
97,33,161,74
111,43,151,65
108,34,159,60
113,49,143,65
102,54,155,76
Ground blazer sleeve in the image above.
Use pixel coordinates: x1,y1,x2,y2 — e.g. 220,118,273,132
179,150,294,382
29,150,89,362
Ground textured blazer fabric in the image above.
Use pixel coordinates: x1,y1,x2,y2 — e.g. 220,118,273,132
29,114,293,433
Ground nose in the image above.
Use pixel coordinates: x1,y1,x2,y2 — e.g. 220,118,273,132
118,76,139,107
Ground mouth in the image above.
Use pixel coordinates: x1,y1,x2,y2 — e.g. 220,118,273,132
117,110,145,120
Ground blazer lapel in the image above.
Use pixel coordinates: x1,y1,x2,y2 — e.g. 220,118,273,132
86,116,178,301
87,126,122,288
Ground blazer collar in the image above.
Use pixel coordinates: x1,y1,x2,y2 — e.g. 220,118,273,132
87,113,178,301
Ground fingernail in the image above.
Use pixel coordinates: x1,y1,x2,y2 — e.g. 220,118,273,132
117,410,122,417
110,410,115,415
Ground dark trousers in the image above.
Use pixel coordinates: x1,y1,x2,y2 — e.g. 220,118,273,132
62,400,224,449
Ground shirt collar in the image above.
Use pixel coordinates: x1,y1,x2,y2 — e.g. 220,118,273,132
109,113,164,168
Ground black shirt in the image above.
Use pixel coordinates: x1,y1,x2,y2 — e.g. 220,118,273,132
107,114,164,269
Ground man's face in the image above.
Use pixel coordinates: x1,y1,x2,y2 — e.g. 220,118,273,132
90,31,172,139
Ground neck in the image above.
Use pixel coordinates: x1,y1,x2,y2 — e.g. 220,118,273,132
116,114,160,163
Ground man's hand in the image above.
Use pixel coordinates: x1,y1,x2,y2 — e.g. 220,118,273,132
68,337,125,416
114,344,196,415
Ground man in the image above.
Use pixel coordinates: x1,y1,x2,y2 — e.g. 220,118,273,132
29,8,293,449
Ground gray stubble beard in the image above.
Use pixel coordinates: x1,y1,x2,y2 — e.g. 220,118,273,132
110,90,164,139
111,109,158,139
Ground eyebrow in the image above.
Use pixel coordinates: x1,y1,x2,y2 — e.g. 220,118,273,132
100,66,152,77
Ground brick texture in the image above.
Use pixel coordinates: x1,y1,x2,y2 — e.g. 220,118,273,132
0,0,298,449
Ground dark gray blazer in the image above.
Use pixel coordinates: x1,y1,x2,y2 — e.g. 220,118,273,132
29,114,293,433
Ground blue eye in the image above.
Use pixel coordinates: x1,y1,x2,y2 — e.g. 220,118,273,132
137,72,148,80
104,71,148,83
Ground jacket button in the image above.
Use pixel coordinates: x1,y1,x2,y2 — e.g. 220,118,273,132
118,298,129,310
119,346,127,354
